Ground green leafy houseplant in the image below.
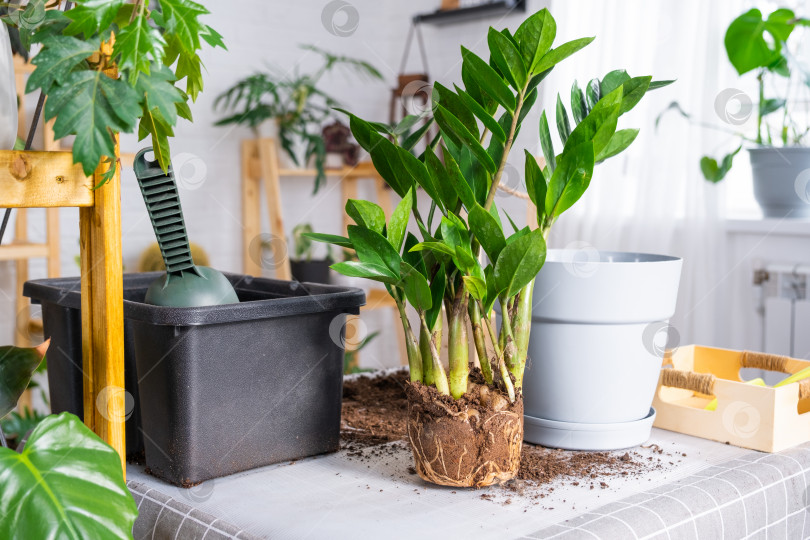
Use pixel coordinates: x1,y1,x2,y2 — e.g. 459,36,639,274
0,342,137,538
1,0,224,182
288,223,332,283
659,7,809,182
309,8,671,487
213,45,382,193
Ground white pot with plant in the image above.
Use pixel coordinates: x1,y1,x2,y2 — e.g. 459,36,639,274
661,7,810,217
0,18,16,149
213,45,382,193
309,7,673,486
288,223,332,284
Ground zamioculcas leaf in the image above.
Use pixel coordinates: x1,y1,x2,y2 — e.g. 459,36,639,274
303,232,353,250
649,79,676,90
469,203,506,262
524,149,547,211
346,200,386,234
555,94,571,145
462,276,487,301
514,7,556,74
494,228,547,298
533,36,595,74
347,225,401,275
596,128,639,162
402,119,434,151
425,264,446,330
388,188,414,253
0,341,49,419
441,148,477,210
424,146,459,211
410,241,456,260
434,105,497,174
565,86,623,157
618,76,652,114
483,265,501,314
331,261,399,284
539,110,556,172
570,79,587,123
403,233,429,277
545,141,595,222
400,262,432,311
600,69,630,96
585,78,601,110
433,82,479,139
461,46,516,112
487,27,528,89
0,413,138,540
454,85,506,142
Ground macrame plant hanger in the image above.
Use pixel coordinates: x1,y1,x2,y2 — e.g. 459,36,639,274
390,22,431,127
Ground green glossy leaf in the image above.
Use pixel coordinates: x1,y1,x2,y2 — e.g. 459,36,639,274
565,86,622,157
545,142,595,221
424,146,459,211
524,149,547,212
514,7,556,74
461,46,516,112
0,413,137,540
596,128,639,162
463,276,487,301
570,80,587,123
494,228,547,298
425,264,446,330
400,262,432,311
600,69,630,96
539,110,556,172
155,0,209,54
700,145,742,183
469,203,506,262
724,8,795,75
585,78,601,110
411,241,456,259
488,27,528,89
649,79,676,90
398,147,439,206
760,98,786,116
135,64,184,126
461,61,497,114
402,233,428,277
441,148,476,210
618,76,652,114
555,94,571,145
63,0,124,38
347,225,401,275
402,119,434,151
533,36,595,74
433,82,479,139
303,232,353,249
435,104,497,174
454,85,506,142
138,104,173,172
388,188,413,253
482,265,501,315
346,200,386,234
331,261,399,284
0,345,46,419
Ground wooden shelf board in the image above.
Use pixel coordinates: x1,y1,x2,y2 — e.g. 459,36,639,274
361,288,397,310
0,149,93,208
0,242,49,261
278,161,380,179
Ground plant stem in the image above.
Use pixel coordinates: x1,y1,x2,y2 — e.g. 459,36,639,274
446,289,470,399
419,313,450,395
757,70,764,145
394,294,423,383
478,300,515,403
510,280,534,388
419,312,442,386
484,85,528,212
499,297,518,377
469,301,493,384
0,425,7,448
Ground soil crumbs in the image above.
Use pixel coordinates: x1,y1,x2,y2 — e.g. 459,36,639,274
341,369,681,507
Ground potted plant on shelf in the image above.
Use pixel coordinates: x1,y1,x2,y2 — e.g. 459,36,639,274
289,223,332,284
213,45,382,193
0,341,138,538
660,7,810,217
309,7,673,486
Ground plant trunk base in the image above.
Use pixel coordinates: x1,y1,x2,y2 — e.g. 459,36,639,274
406,381,523,488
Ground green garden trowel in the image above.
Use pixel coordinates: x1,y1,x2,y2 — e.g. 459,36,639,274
134,148,239,307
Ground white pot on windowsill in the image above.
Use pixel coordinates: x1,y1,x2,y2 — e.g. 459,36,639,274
0,24,18,149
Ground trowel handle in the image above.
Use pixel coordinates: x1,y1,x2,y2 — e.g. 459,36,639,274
133,148,198,276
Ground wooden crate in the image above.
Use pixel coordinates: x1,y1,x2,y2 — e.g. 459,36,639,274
652,345,810,452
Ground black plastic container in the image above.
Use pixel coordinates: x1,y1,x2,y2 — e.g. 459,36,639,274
290,259,331,284
24,272,365,485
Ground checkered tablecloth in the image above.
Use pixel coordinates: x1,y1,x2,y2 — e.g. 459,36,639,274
127,431,810,539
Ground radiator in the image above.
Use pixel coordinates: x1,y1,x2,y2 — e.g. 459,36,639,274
755,262,810,359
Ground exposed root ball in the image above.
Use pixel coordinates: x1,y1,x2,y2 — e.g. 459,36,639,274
406,381,523,488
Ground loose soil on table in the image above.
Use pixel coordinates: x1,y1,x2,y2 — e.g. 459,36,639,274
342,369,678,500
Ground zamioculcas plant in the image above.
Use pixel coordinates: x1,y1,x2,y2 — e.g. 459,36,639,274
3,0,223,182
309,7,672,487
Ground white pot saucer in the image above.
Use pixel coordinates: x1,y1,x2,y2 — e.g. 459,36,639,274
523,408,656,451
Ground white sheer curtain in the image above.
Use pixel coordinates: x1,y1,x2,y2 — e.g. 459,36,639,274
534,0,750,346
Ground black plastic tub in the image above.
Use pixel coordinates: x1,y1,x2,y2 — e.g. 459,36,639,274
24,272,365,485
290,259,331,284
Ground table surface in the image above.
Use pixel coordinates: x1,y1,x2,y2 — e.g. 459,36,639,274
126,428,810,540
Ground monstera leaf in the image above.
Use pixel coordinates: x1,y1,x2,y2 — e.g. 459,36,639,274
0,412,137,539
0,341,48,419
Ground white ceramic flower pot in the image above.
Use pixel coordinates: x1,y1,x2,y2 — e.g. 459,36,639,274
749,147,810,218
522,250,682,450
0,24,18,149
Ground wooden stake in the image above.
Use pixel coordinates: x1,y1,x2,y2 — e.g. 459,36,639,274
256,138,291,280
242,140,262,276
